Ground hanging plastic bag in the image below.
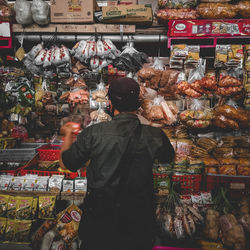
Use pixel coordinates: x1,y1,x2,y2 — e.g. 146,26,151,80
14,0,33,25
31,0,50,26
180,99,213,129
152,57,165,71
89,107,112,126
188,59,206,83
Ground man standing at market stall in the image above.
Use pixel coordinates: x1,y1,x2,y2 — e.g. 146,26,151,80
59,77,175,250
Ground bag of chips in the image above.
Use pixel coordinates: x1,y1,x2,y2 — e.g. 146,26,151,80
16,197,33,220
14,220,32,243
38,196,56,219
0,195,9,217
54,204,82,244
6,196,17,219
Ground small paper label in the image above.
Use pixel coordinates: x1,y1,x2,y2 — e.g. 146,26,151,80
0,22,11,37
230,183,245,190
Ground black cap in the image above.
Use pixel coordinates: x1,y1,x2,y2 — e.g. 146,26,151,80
108,77,140,112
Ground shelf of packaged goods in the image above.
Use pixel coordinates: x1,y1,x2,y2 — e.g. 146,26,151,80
0,190,86,200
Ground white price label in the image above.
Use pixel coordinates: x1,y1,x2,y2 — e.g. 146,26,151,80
0,22,11,37
230,183,245,190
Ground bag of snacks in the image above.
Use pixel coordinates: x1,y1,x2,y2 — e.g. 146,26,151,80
197,3,237,19
156,8,199,23
237,1,250,18
38,196,56,219
6,196,17,219
0,217,6,241
0,195,9,217
219,165,236,175
31,198,38,219
5,219,15,242
16,197,33,220
14,220,32,243
158,0,198,9
54,204,82,244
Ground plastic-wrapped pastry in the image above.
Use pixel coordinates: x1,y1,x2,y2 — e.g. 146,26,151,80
237,1,250,18
213,115,239,130
197,3,237,19
158,0,198,9
205,167,218,174
202,158,219,167
213,147,234,158
219,165,236,175
156,8,199,22
196,138,217,152
237,166,250,176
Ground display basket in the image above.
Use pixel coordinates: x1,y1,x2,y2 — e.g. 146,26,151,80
153,246,199,250
0,142,45,161
172,174,202,195
205,174,250,198
36,144,61,161
19,154,83,179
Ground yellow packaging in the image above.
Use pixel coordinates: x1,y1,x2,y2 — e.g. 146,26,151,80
0,217,6,241
55,203,82,244
4,219,15,242
38,196,56,219
0,195,9,217
6,196,17,219
200,240,226,250
14,220,32,243
16,197,33,220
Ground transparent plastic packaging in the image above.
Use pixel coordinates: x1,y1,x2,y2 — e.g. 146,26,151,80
197,3,237,19
31,0,50,25
14,0,33,25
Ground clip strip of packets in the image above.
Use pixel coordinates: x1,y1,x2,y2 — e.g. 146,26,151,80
0,194,56,243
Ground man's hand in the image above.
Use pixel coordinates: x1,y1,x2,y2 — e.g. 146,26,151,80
60,122,80,136
59,122,80,170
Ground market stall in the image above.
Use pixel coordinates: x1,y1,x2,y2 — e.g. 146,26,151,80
0,0,249,249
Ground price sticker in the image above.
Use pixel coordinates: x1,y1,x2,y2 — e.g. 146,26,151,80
0,22,11,37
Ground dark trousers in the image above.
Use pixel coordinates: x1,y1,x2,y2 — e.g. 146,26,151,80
79,203,153,250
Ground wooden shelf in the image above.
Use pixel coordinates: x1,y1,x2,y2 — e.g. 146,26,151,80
12,23,136,34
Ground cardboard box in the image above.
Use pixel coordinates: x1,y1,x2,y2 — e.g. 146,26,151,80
50,0,94,23
102,4,152,26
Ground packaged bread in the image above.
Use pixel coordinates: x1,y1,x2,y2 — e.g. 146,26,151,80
213,147,234,158
190,145,210,158
220,136,237,148
196,137,217,152
158,0,198,9
216,158,238,165
237,1,250,18
156,8,199,22
234,148,250,158
197,3,237,19
239,158,250,166
203,158,220,167
237,166,250,176
205,167,218,174
213,115,239,130
219,165,236,175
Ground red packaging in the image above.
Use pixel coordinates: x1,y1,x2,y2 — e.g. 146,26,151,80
168,19,250,38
